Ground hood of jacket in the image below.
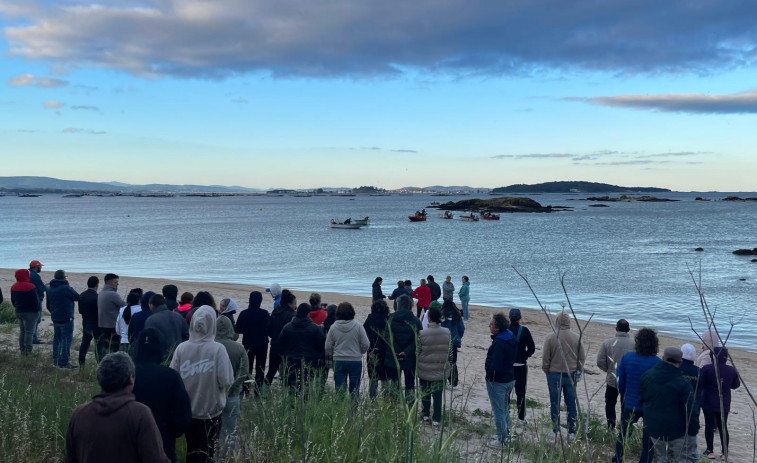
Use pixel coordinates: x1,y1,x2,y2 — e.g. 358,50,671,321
48,278,69,288
248,291,263,309
271,304,293,318
290,315,314,329
702,330,719,349
222,298,238,315
134,327,164,363
332,319,359,333
189,305,217,342
216,314,235,340
140,291,156,312
556,311,571,330
713,346,728,364
12,269,36,292
494,329,515,341
90,391,134,416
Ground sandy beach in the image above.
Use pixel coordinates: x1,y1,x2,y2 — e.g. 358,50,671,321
1,267,754,460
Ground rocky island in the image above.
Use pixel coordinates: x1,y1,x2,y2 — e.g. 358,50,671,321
585,195,678,202
437,196,566,213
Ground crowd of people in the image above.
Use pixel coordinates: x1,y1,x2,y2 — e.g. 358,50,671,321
5,262,742,462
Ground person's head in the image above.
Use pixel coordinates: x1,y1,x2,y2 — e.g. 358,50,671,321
490,313,510,334
373,277,383,287
140,291,156,311
29,260,43,273
441,299,461,322
635,327,659,357
662,347,683,367
681,343,697,362
192,291,216,309
445,275,451,283
53,269,66,280
404,279,412,288
180,292,194,305
397,280,405,288
509,308,522,324
87,275,100,289
427,275,435,283
420,278,427,287
129,288,143,297
309,293,322,308
248,291,263,309
162,284,178,301
396,294,413,312
336,302,356,320
149,294,166,312
97,352,135,393
296,303,311,318
126,291,141,307
427,307,442,323
103,273,119,288
462,275,469,283
280,289,297,309
370,299,390,316
219,298,230,314
267,283,282,298
616,319,630,333
701,330,719,351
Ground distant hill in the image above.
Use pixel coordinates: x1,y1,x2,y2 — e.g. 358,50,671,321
0,176,262,193
491,181,670,194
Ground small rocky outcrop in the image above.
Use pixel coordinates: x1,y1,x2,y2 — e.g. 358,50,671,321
695,247,704,252
722,196,757,201
437,197,563,213
733,248,757,255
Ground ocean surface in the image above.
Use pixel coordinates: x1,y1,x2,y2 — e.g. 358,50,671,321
1,192,755,350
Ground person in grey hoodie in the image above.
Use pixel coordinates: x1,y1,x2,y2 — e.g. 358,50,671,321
170,305,233,463
97,273,126,358
442,275,455,302
325,302,370,397
215,315,248,462
596,319,635,429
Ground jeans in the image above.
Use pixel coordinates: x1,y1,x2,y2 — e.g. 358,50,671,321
546,372,578,433
186,416,221,463
333,360,363,397
605,384,620,428
461,301,469,320
651,436,687,463
448,346,459,387
17,311,37,353
487,380,515,442
420,379,444,422
613,407,653,463
79,320,98,365
683,435,699,463
704,410,729,454
217,395,241,462
246,344,268,393
512,364,528,420
52,319,74,367
33,302,42,342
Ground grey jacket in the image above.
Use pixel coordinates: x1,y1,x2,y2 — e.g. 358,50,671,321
325,319,370,362
97,286,125,329
417,323,451,381
442,281,455,300
597,332,635,386
216,316,249,397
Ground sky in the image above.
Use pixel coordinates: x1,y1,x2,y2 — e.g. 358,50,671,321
1,1,756,191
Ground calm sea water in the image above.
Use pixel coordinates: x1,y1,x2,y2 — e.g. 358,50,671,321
1,192,755,349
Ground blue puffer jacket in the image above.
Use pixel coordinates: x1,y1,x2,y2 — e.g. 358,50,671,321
617,351,660,411
46,278,80,323
485,330,516,383
441,319,465,347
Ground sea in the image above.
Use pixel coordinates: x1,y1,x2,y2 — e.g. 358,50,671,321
1,192,755,350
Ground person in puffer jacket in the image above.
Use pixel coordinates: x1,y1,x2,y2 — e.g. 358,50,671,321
170,305,233,463
418,307,450,425
325,302,370,397
11,268,40,354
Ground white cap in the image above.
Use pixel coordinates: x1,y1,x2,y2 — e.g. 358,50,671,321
681,343,696,361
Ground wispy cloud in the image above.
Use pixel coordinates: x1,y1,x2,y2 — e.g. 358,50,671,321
43,100,64,109
70,105,99,111
4,1,756,79
391,149,417,153
571,90,757,114
63,127,106,135
492,153,575,159
8,73,68,88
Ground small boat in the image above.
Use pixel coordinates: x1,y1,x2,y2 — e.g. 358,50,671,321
481,211,500,220
426,201,442,208
408,210,427,222
438,211,454,219
330,219,363,229
353,216,370,226
460,213,479,222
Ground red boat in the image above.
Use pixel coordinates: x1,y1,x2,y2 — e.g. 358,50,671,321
482,212,500,220
408,210,427,221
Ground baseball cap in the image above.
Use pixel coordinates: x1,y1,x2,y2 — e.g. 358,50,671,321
29,260,44,267
663,347,683,365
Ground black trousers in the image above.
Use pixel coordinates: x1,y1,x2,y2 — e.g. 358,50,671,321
246,344,268,392
78,320,98,365
265,346,282,384
512,364,529,420
704,410,729,454
186,416,221,463
605,385,620,428
95,327,119,361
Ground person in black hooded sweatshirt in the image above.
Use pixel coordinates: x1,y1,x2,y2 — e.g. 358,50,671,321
128,291,155,345
132,327,192,463
234,291,270,395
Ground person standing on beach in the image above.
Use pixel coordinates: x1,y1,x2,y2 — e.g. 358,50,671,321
441,300,465,390
267,283,282,310
28,260,46,344
485,312,517,448
278,303,327,393
680,343,703,463
701,347,740,460
418,307,451,427
372,277,386,302
382,295,423,402
325,302,370,397
215,315,248,462
265,289,296,385
442,276,454,302
388,281,406,311
542,310,585,440
412,279,431,319
97,273,126,358
161,285,179,312
47,269,80,369
235,291,270,395
144,294,189,362
458,276,470,321
508,308,535,424
613,327,660,463
308,293,328,326
78,276,99,365
364,300,390,398
596,319,635,429
695,330,719,368
115,291,142,352
128,291,155,346
11,269,40,354
426,275,441,303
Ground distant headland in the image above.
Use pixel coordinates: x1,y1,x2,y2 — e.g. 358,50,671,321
491,181,670,194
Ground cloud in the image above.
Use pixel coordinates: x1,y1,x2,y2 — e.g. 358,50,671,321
8,73,68,87
573,90,757,114
43,100,65,109
4,1,757,79
70,105,99,110
63,127,106,134
492,153,576,159
391,149,417,153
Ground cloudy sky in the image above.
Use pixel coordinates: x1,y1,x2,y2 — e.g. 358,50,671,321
1,0,756,190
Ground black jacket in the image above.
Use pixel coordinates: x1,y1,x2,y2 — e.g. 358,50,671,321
639,360,694,440
143,305,189,361
427,281,441,301
382,309,423,370
363,313,389,354
485,330,517,383
235,306,270,349
680,359,702,435
509,321,536,365
128,310,151,344
279,316,326,364
78,288,99,324
46,278,80,323
11,288,39,313
267,305,294,349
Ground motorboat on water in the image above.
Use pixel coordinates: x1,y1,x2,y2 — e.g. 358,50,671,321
438,211,454,219
481,211,500,220
460,213,479,222
330,219,363,229
353,216,370,225
408,210,428,222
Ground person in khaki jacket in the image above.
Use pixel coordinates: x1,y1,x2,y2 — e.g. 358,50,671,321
542,310,586,439
596,319,635,429
417,307,451,426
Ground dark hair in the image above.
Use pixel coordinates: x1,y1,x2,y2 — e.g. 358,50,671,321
96,352,134,393
396,294,413,312
192,291,216,309
616,319,630,333
492,313,510,333
123,291,141,324
86,276,99,288
54,269,66,280
149,294,166,308
309,293,321,308
427,307,442,323
462,275,469,282
129,288,143,297
372,277,382,287
441,299,461,323
323,304,337,332
397,280,405,288
336,302,356,320
140,291,156,311
635,328,659,356
162,284,178,300
427,275,435,282
296,303,311,318
404,280,412,288
104,273,119,283
180,292,194,305
370,299,390,316
280,289,296,308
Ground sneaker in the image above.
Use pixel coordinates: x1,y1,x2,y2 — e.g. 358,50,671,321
517,418,528,425
432,421,440,427
448,384,460,390
549,430,558,439
719,455,726,461
422,416,430,422
33,340,44,345
58,364,78,370
705,452,716,460
486,439,504,450
568,432,576,441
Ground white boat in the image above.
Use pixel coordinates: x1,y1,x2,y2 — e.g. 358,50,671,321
438,211,454,219
330,219,363,229
460,214,479,222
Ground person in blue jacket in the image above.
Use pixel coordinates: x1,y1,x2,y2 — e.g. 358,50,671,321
485,312,516,449
47,269,79,369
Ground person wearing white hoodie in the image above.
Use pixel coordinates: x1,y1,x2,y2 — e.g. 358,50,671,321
325,302,370,397
170,305,233,463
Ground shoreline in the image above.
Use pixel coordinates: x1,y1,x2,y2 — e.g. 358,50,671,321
1,267,755,459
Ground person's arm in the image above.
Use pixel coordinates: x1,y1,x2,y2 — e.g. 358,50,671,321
181,319,189,341
596,341,608,372
577,338,586,372
542,336,552,373
69,287,80,302
616,356,626,393
324,328,335,357
217,348,234,390
359,325,370,354
457,321,465,339
524,327,536,358
230,349,249,394
732,367,741,390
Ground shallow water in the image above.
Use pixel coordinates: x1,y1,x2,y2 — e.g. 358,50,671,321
1,192,755,349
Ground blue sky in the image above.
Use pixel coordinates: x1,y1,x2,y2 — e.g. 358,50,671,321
1,1,756,191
